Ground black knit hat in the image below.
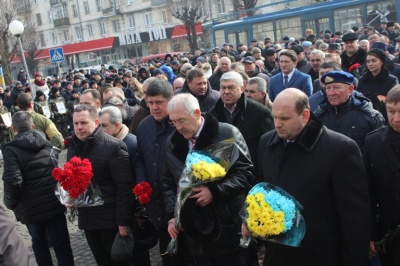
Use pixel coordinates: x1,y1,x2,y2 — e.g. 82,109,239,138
367,48,387,65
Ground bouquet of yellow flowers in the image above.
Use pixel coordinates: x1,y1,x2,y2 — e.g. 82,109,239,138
240,182,306,247
166,138,239,254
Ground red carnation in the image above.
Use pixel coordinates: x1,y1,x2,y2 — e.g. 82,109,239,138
133,182,153,205
52,156,94,199
348,63,360,73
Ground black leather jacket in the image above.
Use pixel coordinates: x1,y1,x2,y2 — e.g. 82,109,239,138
67,126,135,230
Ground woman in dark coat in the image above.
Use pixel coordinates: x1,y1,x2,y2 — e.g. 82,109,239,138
358,48,398,121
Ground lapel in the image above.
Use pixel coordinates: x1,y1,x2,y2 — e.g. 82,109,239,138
171,113,219,163
288,69,299,87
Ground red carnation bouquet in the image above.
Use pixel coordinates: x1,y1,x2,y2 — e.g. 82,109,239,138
52,156,93,199
52,155,104,222
132,182,153,219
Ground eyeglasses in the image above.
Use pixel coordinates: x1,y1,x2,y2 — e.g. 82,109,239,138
168,110,195,126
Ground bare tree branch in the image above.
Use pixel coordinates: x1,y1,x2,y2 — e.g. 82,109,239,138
168,0,207,52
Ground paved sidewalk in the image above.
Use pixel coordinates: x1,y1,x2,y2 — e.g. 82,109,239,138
0,149,162,266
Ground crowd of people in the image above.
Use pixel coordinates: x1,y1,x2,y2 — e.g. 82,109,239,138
1,20,400,266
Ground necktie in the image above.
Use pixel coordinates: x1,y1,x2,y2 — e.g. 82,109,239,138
284,75,289,89
190,137,197,150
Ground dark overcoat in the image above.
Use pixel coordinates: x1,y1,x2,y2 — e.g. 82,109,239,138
162,113,255,258
258,115,370,266
364,126,400,266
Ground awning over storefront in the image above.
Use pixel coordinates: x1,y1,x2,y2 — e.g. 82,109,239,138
171,22,203,39
11,37,116,63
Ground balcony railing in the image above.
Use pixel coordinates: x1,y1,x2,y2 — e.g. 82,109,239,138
53,17,70,27
102,6,121,16
50,0,67,7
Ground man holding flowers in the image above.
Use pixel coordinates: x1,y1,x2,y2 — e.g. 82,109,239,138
162,93,255,265
66,104,135,266
254,88,370,265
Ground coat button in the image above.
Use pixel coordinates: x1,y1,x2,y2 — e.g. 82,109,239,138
153,162,157,165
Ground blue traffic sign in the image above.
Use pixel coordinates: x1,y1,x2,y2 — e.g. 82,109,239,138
49,47,65,63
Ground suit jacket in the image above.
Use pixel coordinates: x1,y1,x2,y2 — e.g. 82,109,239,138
268,69,312,101
259,114,370,266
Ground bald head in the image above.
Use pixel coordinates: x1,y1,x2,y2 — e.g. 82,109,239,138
219,57,231,73
173,77,185,91
272,88,310,141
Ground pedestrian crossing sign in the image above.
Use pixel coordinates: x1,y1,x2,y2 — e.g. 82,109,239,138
49,47,65,63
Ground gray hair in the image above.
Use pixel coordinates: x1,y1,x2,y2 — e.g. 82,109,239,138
142,77,158,88
310,49,326,59
220,71,244,87
318,43,329,50
167,93,199,114
102,87,126,102
359,40,369,47
102,97,128,120
12,111,33,133
248,77,267,92
99,106,122,124
230,62,244,72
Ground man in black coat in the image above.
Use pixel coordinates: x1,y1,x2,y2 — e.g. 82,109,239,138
208,57,231,91
67,104,135,266
253,88,370,265
209,71,274,176
3,111,74,265
162,93,255,265
364,86,400,266
174,68,219,112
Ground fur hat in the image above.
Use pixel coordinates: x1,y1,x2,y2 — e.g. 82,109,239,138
367,48,387,65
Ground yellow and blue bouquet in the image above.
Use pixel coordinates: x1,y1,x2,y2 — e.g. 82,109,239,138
185,152,227,182
166,139,239,255
241,182,306,247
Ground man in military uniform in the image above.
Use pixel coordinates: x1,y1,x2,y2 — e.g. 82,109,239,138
48,87,69,138
33,91,50,118
0,98,11,151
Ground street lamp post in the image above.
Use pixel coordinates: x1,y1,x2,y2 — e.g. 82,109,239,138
9,20,31,82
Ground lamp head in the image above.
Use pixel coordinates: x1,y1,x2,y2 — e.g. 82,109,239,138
9,20,24,36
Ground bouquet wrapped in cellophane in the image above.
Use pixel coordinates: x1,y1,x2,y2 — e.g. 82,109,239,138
166,138,239,254
240,182,306,248
50,147,104,222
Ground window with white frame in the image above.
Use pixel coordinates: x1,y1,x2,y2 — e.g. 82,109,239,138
128,15,135,28
87,24,93,37
83,1,90,14
99,22,106,35
126,0,133,5
48,11,52,22
217,0,225,14
112,20,121,32
72,4,78,17
161,10,168,23
75,26,82,40
63,29,69,42
145,12,153,27
96,0,103,12
51,32,57,44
